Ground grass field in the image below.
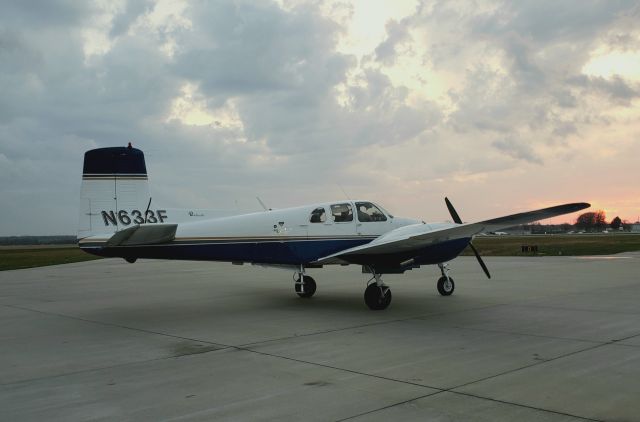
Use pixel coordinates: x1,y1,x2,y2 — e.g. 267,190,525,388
0,247,101,271
1,235,639,271
462,234,640,257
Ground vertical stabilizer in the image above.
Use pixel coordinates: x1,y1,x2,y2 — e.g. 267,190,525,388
78,146,151,239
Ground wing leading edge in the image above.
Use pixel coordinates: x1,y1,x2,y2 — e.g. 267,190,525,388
315,202,590,265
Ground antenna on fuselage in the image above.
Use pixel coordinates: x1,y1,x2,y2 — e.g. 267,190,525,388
338,184,351,200
256,196,269,211
143,197,152,223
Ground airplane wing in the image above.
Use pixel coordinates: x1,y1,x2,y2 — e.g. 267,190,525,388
315,202,590,265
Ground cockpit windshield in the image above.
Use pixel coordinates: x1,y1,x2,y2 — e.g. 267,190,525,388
355,202,387,222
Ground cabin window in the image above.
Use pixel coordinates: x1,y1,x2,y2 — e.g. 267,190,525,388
309,207,326,223
355,202,387,222
330,203,353,222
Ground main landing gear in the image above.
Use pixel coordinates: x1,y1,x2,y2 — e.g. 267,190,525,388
292,264,454,309
294,268,316,298
364,267,392,310
437,263,455,296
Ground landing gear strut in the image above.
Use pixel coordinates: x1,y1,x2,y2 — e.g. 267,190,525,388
294,268,316,298
437,263,455,296
364,268,392,310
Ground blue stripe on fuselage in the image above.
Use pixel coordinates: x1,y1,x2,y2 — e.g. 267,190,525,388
80,237,470,267
82,238,370,265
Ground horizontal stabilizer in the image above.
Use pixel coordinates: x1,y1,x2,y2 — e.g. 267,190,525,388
106,224,177,247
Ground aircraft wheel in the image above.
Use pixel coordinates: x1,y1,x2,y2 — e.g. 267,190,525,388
364,284,392,310
295,276,316,298
125,257,137,264
437,276,455,296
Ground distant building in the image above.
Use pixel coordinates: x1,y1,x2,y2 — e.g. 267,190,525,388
503,225,531,235
632,222,640,233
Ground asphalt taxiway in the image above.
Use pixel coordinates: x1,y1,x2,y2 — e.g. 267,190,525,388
1,253,639,421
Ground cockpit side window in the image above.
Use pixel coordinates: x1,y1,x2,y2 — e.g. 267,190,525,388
355,202,387,222
309,207,326,223
330,203,353,222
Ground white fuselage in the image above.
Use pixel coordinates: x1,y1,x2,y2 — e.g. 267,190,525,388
81,200,455,266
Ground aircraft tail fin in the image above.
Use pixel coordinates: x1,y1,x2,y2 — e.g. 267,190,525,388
78,145,152,239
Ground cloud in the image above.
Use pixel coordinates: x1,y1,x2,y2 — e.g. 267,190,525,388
375,19,411,65
1,0,94,27
173,2,344,95
492,137,543,164
1,0,639,234
109,0,154,39
568,74,640,103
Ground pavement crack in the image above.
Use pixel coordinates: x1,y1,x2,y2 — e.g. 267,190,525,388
238,302,508,348
0,303,444,393
517,302,640,316
0,303,228,349
234,345,444,391
0,355,180,387
333,327,639,422
449,341,608,392
427,323,605,345
448,391,605,422
333,392,440,421
334,388,602,422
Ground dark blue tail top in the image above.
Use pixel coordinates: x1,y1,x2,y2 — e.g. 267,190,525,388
83,146,147,175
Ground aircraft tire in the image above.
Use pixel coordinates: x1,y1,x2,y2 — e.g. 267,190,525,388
125,257,137,264
437,276,455,296
364,284,392,310
295,276,316,298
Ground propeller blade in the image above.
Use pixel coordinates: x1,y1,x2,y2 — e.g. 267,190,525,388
469,242,491,279
445,197,463,224
445,197,490,278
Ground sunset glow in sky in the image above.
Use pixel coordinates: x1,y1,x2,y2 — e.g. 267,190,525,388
1,0,639,234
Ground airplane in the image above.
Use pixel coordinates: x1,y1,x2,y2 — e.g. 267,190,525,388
78,145,590,310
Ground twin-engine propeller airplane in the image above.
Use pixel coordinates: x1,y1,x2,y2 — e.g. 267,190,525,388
78,145,590,310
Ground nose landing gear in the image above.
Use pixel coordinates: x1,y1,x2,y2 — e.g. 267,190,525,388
437,263,455,296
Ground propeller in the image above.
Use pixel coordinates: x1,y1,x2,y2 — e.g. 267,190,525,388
445,197,491,279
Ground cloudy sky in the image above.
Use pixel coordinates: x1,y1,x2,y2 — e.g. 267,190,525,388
1,0,639,235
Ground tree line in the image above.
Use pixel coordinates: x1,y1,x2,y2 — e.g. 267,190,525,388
523,211,635,234
574,211,632,232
